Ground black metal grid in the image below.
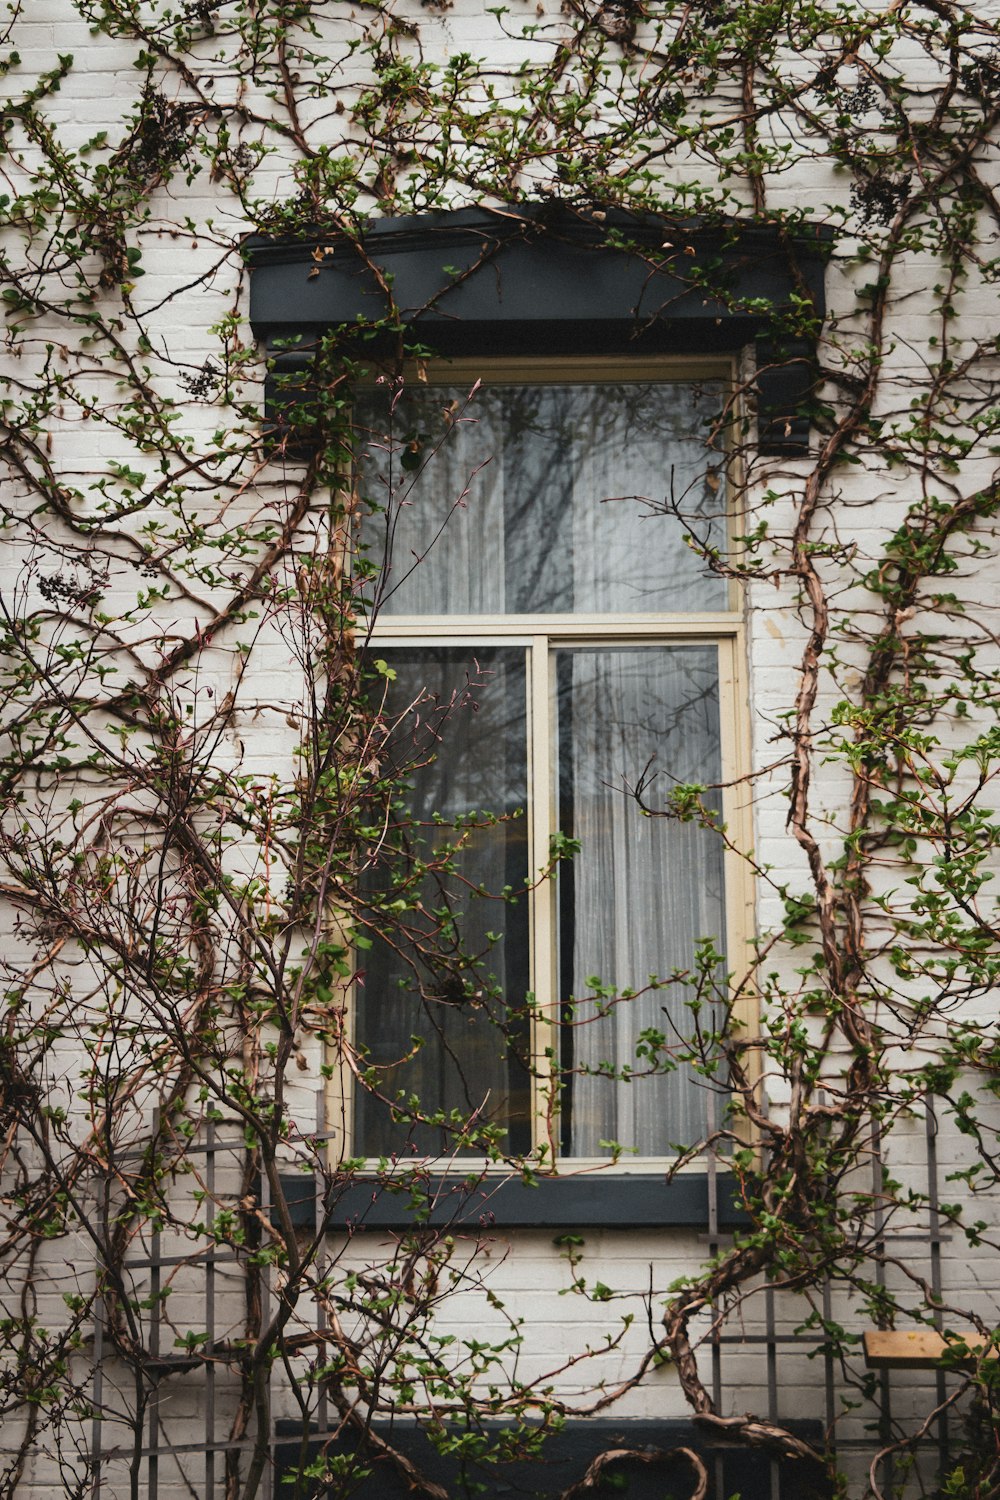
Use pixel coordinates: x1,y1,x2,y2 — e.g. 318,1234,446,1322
79,1093,958,1497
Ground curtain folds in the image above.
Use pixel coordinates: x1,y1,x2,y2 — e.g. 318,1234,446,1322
558,646,725,1155
358,381,727,617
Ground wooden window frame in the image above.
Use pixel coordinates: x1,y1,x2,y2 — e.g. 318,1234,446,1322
324,355,757,1191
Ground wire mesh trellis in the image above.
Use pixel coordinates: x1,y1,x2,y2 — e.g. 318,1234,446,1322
79,1093,957,1499
88,1110,275,1500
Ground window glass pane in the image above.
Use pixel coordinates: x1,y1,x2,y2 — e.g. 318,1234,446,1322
556,646,725,1157
356,381,728,616
355,647,531,1157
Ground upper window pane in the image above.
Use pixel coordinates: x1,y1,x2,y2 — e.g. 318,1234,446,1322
356,379,729,616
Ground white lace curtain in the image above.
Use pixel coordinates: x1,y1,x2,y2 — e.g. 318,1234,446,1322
358,380,728,617
558,646,724,1155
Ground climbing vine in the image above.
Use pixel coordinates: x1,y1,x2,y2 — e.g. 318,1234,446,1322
2,0,1000,1497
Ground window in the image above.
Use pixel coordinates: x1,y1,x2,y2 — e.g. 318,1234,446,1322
348,358,748,1167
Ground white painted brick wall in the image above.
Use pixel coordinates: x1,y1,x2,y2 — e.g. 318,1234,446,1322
3,1,1000,1494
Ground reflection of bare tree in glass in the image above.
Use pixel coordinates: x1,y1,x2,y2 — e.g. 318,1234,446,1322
356,381,728,616
357,642,727,1161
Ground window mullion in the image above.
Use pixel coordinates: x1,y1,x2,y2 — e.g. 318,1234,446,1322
528,634,558,1164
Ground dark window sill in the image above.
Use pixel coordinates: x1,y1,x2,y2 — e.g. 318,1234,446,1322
275,1417,829,1500
273,1170,749,1233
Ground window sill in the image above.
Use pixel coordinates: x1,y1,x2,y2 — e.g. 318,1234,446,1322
275,1417,828,1500
274,1170,750,1233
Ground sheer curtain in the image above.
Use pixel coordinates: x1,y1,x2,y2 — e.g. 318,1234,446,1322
355,386,508,615
357,381,728,616
558,646,725,1155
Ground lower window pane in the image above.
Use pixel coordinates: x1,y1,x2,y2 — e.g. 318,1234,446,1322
557,646,726,1157
355,647,531,1157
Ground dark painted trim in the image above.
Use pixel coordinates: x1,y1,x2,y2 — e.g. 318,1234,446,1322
271,1170,750,1233
274,1416,830,1500
243,204,832,455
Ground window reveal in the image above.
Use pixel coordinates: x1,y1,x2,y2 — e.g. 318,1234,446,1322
353,365,738,1162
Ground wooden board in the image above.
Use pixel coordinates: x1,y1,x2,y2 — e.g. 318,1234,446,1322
863,1329,993,1369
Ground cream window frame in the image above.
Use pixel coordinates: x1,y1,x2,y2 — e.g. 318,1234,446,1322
328,356,756,1173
